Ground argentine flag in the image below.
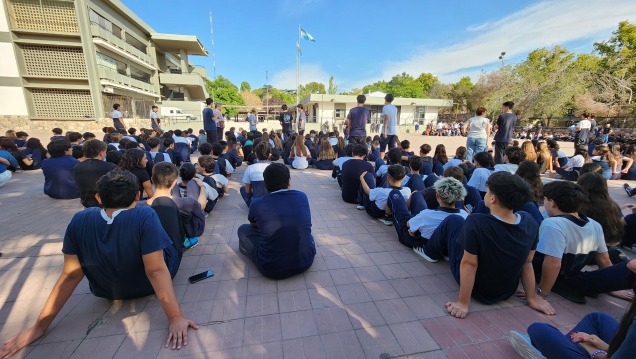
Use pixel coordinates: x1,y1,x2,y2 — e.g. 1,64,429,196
301,28,315,42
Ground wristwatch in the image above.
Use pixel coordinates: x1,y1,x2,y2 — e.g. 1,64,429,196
535,287,548,298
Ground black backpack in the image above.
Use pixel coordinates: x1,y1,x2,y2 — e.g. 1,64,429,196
214,157,228,177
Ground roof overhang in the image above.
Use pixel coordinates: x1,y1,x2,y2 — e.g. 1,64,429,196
151,34,209,56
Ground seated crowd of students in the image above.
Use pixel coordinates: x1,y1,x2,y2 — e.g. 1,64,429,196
2,123,636,359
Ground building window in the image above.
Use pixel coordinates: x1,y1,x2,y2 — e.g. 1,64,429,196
89,9,121,38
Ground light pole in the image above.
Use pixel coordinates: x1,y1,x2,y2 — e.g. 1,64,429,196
498,52,506,67
266,70,269,122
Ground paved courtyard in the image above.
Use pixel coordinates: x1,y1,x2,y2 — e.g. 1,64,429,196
0,132,634,359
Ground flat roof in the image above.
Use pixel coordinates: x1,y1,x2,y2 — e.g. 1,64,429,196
104,0,155,35
299,94,453,107
151,34,209,56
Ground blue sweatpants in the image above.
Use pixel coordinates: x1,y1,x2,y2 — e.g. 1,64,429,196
359,173,386,218
528,312,618,359
421,215,466,281
386,190,428,248
434,163,444,176
240,186,252,207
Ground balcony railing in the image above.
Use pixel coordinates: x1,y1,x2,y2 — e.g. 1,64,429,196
97,65,157,94
90,24,153,65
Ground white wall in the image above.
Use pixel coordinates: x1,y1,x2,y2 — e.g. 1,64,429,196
0,87,29,116
0,0,9,32
0,43,20,77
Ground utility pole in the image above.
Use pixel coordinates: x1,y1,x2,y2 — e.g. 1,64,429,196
266,70,269,121
209,11,216,101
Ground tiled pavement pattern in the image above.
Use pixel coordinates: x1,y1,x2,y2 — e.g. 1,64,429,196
0,134,634,359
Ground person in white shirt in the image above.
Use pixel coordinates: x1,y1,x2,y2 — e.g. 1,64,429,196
240,142,271,206
494,146,526,174
437,122,444,135
573,113,592,146
467,152,494,198
359,164,411,225
464,107,491,162
328,132,338,146
379,94,398,161
289,135,311,170
330,144,354,184
554,145,589,181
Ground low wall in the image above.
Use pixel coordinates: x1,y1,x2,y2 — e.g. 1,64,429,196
1,115,154,133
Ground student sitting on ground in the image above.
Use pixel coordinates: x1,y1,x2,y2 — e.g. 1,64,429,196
376,147,403,181
404,156,426,192
138,162,205,250
237,163,316,279
73,140,116,208
163,138,184,166
118,149,153,199
288,135,312,170
509,265,636,359
421,166,481,210
359,164,411,225
341,144,375,205
429,172,555,318
467,152,493,199
1,138,32,171
432,144,448,176
330,143,354,183
211,143,234,177
21,138,48,170
219,140,240,169
309,138,335,170
0,170,196,358
172,162,218,214
197,155,229,201
50,127,65,141
0,146,18,187
387,177,468,250
494,146,526,174
419,143,434,172
399,140,414,167
42,140,80,199
554,144,590,181
240,142,271,207
533,181,636,304
443,146,467,170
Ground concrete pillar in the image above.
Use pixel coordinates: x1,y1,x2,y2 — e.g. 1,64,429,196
75,0,105,119
179,49,189,74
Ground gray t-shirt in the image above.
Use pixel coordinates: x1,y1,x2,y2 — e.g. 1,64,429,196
381,104,398,135
466,116,489,138
298,111,306,130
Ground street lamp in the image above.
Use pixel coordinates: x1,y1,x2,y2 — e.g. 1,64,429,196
498,52,506,67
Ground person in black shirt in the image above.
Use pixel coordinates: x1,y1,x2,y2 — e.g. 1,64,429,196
73,140,116,208
118,149,153,199
279,104,294,140
493,101,517,164
443,172,554,319
341,144,375,205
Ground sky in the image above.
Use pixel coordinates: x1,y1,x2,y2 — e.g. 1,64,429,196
122,0,636,92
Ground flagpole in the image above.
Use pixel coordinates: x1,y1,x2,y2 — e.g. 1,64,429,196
297,24,300,108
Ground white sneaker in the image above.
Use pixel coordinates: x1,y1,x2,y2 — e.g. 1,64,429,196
329,177,336,182
509,331,545,359
356,205,365,210
413,247,437,263
378,217,393,226
443,255,449,262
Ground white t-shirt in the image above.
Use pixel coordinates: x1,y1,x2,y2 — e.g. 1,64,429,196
292,146,310,169
409,209,469,239
242,162,270,184
173,136,189,145
437,123,444,130
333,156,351,168
467,167,492,192
494,163,519,174
328,137,338,146
369,187,411,210
566,155,585,171
466,117,490,138
382,104,398,135
577,119,591,131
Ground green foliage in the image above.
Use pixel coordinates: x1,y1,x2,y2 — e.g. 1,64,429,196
328,76,338,95
362,80,388,94
415,73,438,96
449,76,474,112
205,75,245,117
339,88,363,95
240,81,251,92
299,82,326,99
594,21,636,80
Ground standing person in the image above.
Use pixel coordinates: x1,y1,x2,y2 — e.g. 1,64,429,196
602,123,612,144
110,104,126,130
214,103,225,142
574,113,591,146
203,98,217,144
279,104,293,140
297,104,306,136
493,101,517,164
249,108,258,133
535,121,543,139
589,114,597,141
151,105,161,129
415,122,420,133
464,107,491,163
346,95,371,146
379,94,398,161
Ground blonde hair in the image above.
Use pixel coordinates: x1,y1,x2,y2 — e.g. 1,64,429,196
5,130,17,140
337,137,345,149
318,138,335,161
293,135,307,157
521,141,537,162
274,136,283,150
595,144,616,168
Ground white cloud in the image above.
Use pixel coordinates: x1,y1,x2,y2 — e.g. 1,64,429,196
380,0,636,84
271,63,330,90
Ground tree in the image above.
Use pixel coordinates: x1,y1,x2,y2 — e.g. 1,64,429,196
240,81,251,92
339,88,363,95
449,76,474,112
362,80,388,94
328,76,338,95
415,73,438,97
205,75,245,117
298,82,326,99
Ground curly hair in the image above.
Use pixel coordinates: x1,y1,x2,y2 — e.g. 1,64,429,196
118,149,146,171
433,177,467,204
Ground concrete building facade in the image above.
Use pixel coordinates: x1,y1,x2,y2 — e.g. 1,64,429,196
0,0,209,132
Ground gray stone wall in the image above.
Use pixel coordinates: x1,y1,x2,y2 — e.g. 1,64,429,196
1,116,153,133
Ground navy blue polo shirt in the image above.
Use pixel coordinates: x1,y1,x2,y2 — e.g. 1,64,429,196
203,107,216,130
341,159,374,204
42,156,80,199
248,190,315,273
62,207,177,300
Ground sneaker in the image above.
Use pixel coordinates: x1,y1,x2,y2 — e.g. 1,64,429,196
621,243,636,253
442,255,449,262
205,213,209,219
239,243,248,256
509,331,545,359
624,183,635,197
413,246,437,263
378,217,393,226
15,169,23,173
356,205,365,210
183,237,199,252
329,177,336,182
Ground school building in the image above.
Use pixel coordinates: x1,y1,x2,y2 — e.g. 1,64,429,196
0,0,209,132
298,91,453,133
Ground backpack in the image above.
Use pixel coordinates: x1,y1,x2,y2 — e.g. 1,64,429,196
201,174,223,199
213,157,227,177
153,152,168,163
